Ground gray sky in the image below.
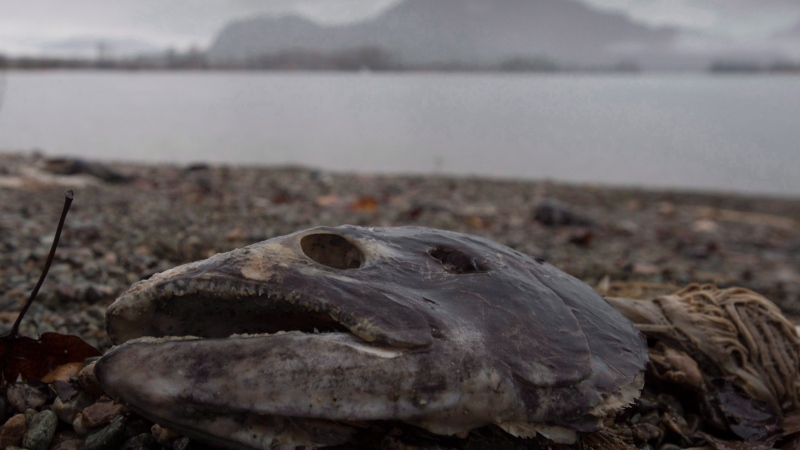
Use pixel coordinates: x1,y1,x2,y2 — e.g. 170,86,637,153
1,0,799,56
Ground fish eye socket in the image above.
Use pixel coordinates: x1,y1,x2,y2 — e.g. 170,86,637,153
428,246,489,274
301,234,364,270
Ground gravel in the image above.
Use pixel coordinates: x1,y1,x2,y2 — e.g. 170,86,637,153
2,150,799,449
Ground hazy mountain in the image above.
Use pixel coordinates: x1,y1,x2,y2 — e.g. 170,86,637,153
778,20,800,38
209,0,679,68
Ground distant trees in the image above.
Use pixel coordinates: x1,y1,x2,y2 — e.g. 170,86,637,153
709,60,800,74
2,49,797,74
239,47,395,71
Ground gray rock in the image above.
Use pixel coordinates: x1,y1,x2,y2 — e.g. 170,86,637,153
84,415,127,450
21,409,58,450
533,198,594,227
7,384,47,412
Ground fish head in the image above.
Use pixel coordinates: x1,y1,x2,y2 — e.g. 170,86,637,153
97,226,646,449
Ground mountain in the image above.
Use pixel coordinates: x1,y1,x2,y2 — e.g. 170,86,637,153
208,0,678,69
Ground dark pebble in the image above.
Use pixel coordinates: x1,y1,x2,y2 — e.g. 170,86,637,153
84,415,128,450
632,422,663,443
7,383,48,412
173,436,191,450
533,198,593,227
51,438,84,450
121,432,157,450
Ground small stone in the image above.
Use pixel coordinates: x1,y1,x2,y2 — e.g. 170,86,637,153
632,422,663,443
151,424,181,447
51,438,84,450
533,198,593,227
25,408,37,425
0,413,27,448
84,415,128,450
51,430,81,446
54,390,96,424
7,383,48,412
73,414,89,436
78,361,106,397
173,436,191,450
22,409,58,450
81,401,126,429
121,433,157,450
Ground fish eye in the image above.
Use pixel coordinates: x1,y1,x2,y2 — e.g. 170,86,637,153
428,247,489,274
301,234,364,270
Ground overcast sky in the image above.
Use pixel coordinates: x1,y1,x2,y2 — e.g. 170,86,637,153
1,0,799,56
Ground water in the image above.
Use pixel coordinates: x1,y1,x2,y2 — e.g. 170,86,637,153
0,71,798,196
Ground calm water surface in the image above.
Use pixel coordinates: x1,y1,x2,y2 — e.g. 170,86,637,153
0,71,798,196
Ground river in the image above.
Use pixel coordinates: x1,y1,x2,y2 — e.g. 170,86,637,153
0,71,798,196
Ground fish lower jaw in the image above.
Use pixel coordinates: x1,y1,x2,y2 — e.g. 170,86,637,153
118,331,407,359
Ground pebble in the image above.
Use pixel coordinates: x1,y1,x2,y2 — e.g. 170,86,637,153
51,438,84,450
22,409,58,450
53,391,96,424
84,415,127,450
72,413,89,436
533,198,593,227
173,436,191,450
152,424,181,447
78,361,106,397
0,413,27,448
121,432,157,450
632,422,663,443
7,384,48,412
80,400,126,428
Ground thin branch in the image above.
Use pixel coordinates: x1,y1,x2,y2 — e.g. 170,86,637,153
10,190,74,337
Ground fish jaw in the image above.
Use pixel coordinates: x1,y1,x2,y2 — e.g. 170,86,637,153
95,331,519,448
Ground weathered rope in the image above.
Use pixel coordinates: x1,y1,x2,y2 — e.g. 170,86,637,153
609,284,800,413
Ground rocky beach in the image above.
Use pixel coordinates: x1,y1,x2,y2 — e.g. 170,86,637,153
1,150,800,449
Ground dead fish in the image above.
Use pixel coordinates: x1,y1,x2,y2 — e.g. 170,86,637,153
96,226,647,449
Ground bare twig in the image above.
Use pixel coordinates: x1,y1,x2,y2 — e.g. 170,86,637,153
10,190,74,337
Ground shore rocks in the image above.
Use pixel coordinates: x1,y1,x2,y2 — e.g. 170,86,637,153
1,151,800,449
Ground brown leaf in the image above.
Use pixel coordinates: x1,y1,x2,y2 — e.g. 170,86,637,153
0,332,101,384
350,196,379,212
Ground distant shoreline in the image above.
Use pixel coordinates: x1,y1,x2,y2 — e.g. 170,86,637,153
2,54,799,75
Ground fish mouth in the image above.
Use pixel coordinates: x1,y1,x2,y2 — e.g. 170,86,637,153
106,274,409,349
